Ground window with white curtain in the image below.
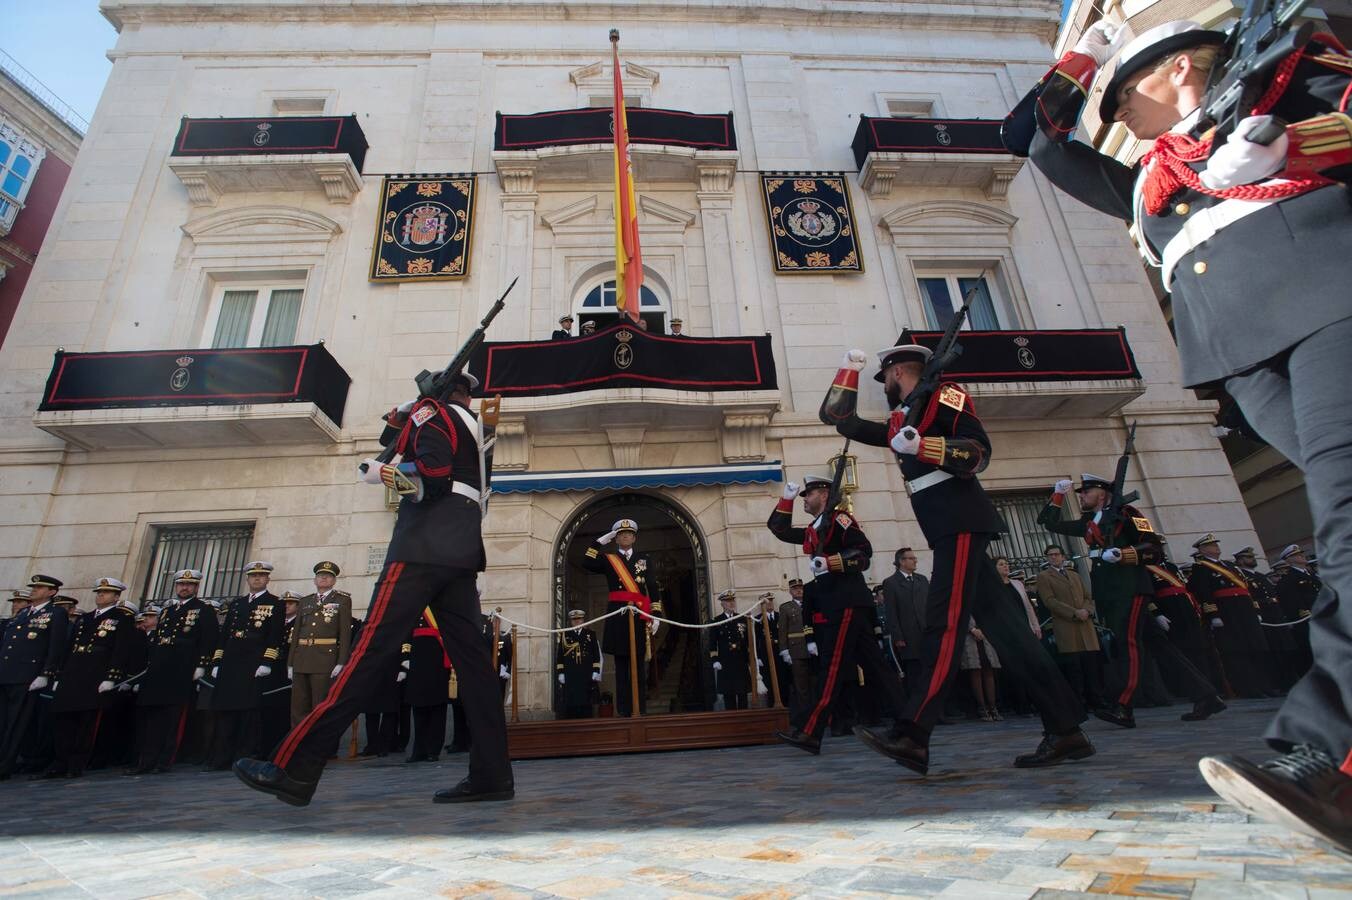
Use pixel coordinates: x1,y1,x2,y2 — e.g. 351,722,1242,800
915,272,1003,330
0,117,46,235
203,281,305,348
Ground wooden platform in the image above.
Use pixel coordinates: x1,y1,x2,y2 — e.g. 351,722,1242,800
506,708,790,759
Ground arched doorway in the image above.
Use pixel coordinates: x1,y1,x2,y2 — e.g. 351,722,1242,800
552,492,711,716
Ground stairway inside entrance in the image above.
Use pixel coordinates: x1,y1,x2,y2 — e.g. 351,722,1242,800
650,625,701,713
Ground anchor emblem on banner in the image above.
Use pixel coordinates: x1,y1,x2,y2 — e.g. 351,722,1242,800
614,329,635,369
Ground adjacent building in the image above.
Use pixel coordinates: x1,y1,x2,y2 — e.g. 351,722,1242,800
0,0,1260,715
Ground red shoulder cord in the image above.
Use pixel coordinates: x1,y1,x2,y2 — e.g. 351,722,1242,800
1139,33,1344,215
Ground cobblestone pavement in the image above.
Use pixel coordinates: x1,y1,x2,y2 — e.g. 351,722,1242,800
1,699,1349,898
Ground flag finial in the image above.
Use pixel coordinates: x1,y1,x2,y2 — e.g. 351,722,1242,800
610,28,620,43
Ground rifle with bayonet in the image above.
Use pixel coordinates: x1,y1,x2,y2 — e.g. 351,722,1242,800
901,272,987,429
360,277,516,475
1096,421,1140,543
816,439,852,544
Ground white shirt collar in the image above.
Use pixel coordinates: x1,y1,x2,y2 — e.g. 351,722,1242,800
620,548,632,560
249,590,265,601
28,600,51,614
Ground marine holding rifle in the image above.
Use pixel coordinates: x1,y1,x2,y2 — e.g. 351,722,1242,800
233,287,515,808
830,332,1094,774
1005,15,1352,853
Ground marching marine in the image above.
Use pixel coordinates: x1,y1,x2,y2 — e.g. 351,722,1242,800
288,561,353,726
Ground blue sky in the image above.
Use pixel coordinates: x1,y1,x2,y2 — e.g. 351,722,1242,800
2,4,116,128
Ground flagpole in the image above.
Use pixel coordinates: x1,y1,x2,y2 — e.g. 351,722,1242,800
611,29,642,324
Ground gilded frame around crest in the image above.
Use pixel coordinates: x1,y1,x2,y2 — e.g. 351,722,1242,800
369,175,477,283
759,172,864,275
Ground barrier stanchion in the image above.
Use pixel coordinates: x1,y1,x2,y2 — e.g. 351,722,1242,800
627,607,641,718
760,611,783,708
510,627,520,724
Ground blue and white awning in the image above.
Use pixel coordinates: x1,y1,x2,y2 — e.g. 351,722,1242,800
490,461,783,494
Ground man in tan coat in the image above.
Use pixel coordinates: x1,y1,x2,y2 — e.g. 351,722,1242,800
1037,545,1104,711
776,578,815,705
288,561,353,726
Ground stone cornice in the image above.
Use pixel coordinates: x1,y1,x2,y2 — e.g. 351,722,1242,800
101,0,1059,40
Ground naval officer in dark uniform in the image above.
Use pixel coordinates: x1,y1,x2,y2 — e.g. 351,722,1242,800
823,338,1092,772
555,608,601,719
0,575,69,779
1005,18,1352,850
709,590,751,710
206,561,284,770
582,518,662,717
1276,544,1319,681
45,577,139,779
235,370,512,806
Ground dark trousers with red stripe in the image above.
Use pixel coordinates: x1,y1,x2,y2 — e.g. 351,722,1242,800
1102,594,1216,708
793,608,907,740
903,533,1084,747
136,704,188,770
51,709,102,775
271,562,512,790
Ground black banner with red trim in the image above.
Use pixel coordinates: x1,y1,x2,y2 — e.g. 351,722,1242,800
910,328,1140,382
171,116,368,170
467,324,776,397
38,344,351,425
494,107,736,151
851,116,1006,168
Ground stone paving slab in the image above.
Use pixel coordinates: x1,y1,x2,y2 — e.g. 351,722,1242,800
1,700,1349,898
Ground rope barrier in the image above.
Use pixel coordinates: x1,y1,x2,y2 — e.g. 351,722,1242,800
490,603,770,635
1261,614,1312,627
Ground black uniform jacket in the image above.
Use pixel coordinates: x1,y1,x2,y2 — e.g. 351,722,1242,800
1187,559,1268,653
767,502,873,622
582,542,664,656
1277,567,1320,621
404,613,451,708
709,612,751,693
210,591,285,711
1239,567,1295,652
555,627,601,707
52,606,139,713
382,398,486,572
137,597,219,707
0,600,70,686
830,379,1005,545
1028,48,1352,388
1147,561,1206,653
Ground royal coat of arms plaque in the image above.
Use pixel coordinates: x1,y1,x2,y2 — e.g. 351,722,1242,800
759,173,863,274
369,175,476,282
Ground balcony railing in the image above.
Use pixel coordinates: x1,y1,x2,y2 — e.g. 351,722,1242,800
495,107,736,152
168,115,367,205
34,343,351,449
851,115,1023,199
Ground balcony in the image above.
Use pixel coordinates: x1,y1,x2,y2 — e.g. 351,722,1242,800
909,328,1146,418
851,116,1024,200
168,115,368,206
492,106,738,186
33,343,351,450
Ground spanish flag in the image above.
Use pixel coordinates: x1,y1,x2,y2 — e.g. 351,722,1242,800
611,29,642,323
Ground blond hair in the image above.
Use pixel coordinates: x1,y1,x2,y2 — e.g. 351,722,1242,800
1153,44,1223,80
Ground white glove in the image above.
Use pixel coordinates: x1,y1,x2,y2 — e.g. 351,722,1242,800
713,661,723,671
890,425,921,456
29,676,48,692
330,664,343,679
287,667,294,680
1100,548,1123,564
211,666,219,679
133,685,140,693
193,667,205,681
757,657,765,668
360,461,424,500
649,620,660,636
1211,618,1224,629
810,556,829,576
1053,478,1074,495
780,649,791,664
1072,19,1122,66
592,672,602,682
782,481,801,500
558,673,566,685
1200,116,1288,190
499,664,510,679
597,529,618,545
840,349,869,372
1155,615,1171,632
98,680,115,693
254,665,271,678
400,659,410,670
396,670,407,682
807,642,819,657
118,683,132,693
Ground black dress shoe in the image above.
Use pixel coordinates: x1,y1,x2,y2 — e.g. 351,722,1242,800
404,753,428,764
426,755,439,763
853,726,929,774
1182,695,1227,721
775,728,821,756
1092,704,1136,729
123,766,151,777
1014,730,1096,768
432,777,514,803
1200,745,1352,855
232,758,316,807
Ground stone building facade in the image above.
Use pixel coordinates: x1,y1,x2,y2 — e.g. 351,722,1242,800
0,0,1259,715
